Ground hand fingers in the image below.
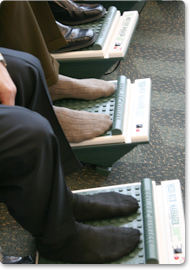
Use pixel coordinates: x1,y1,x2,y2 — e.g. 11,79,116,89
0,83,17,106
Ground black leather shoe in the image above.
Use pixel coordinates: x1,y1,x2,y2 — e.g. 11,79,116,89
53,21,97,53
48,0,106,25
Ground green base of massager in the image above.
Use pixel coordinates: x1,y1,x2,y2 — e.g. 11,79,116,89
37,178,158,264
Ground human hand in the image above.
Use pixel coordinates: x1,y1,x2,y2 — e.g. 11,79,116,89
0,62,17,105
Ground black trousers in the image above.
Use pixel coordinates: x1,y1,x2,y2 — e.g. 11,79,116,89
0,48,81,244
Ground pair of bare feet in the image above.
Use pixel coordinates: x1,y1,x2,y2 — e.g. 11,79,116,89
49,74,115,143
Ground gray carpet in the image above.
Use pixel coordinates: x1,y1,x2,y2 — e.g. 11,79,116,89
0,1,185,262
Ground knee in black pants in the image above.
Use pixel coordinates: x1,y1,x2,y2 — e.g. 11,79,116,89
0,105,57,180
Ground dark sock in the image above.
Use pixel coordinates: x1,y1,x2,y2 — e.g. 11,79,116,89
36,222,140,264
68,190,139,222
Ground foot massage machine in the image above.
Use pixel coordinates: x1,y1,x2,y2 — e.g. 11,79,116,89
51,6,139,78
54,75,152,175
36,178,185,264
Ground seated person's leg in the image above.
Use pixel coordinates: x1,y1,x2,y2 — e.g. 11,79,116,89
0,105,76,243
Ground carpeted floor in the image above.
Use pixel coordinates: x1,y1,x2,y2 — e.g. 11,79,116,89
0,1,185,263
